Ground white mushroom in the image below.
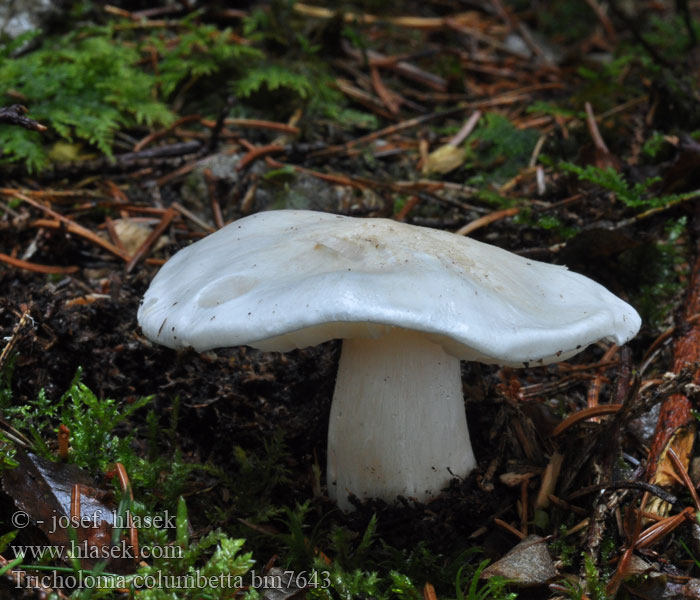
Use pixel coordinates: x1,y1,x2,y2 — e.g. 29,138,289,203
138,210,641,510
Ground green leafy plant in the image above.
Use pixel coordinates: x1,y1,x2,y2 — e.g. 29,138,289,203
549,526,578,569
134,497,258,599
0,26,174,171
235,63,315,100
231,55,348,124
680,538,700,575
1,380,62,458
15,496,259,599
328,514,377,571
146,20,262,99
577,55,635,87
229,431,292,513
0,351,16,416
466,113,539,183
572,54,644,111
2,367,149,471
582,552,608,600
1,364,204,508
0,18,263,171
454,560,516,600
277,501,322,570
59,370,152,473
0,437,18,470
308,559,421,600
556,161,692,210
514,206,579,239
526,101,584,120
237,3,329,107
630,216,688,328
555,577,587,600
644,14,700,59
642,132,669,158
236,2,374,126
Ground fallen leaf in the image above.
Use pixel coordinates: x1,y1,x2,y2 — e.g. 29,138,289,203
422,144,464,175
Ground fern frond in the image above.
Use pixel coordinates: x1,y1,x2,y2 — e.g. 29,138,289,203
557,161,686,209
234,64,314,99
148,23,263,98
0,27,175,171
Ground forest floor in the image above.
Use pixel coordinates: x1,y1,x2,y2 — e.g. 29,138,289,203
1,1,700,599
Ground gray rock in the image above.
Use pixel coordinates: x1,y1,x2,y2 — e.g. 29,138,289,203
481,535,556,586
0,0,59,39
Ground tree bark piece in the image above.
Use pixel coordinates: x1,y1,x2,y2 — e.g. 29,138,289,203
645,209,700,515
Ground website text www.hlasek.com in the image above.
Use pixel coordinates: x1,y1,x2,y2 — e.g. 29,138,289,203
11,538,182,561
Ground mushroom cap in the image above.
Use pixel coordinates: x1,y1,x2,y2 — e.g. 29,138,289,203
138,210,641,366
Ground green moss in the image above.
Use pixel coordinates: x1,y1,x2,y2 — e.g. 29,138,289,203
236,1,361,124
513,206,579,239
583,552,609,600
549,526,577,569
147,19,261,99
644,14,700,59
530,1,597,43
626,217,688,329
557,161,693,210
0,27,175,171
571,54,644,112
642,132,670,159
0,18,261,171
526,101,584,121
465,114,539,184
134,497,258,600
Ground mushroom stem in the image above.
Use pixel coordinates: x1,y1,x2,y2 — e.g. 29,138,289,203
327,329,475,510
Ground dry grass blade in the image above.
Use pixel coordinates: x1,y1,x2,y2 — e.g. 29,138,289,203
0,253,79,274
667,446,700,511
586,344,619,421
456,207,519,236
494,518,526,540
423,582,437,600
0,309,33,375
125,207,177,273
370,66,401,115
237,141,285,171
292,3,479,30
14,192,131,261
551,405,622,437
